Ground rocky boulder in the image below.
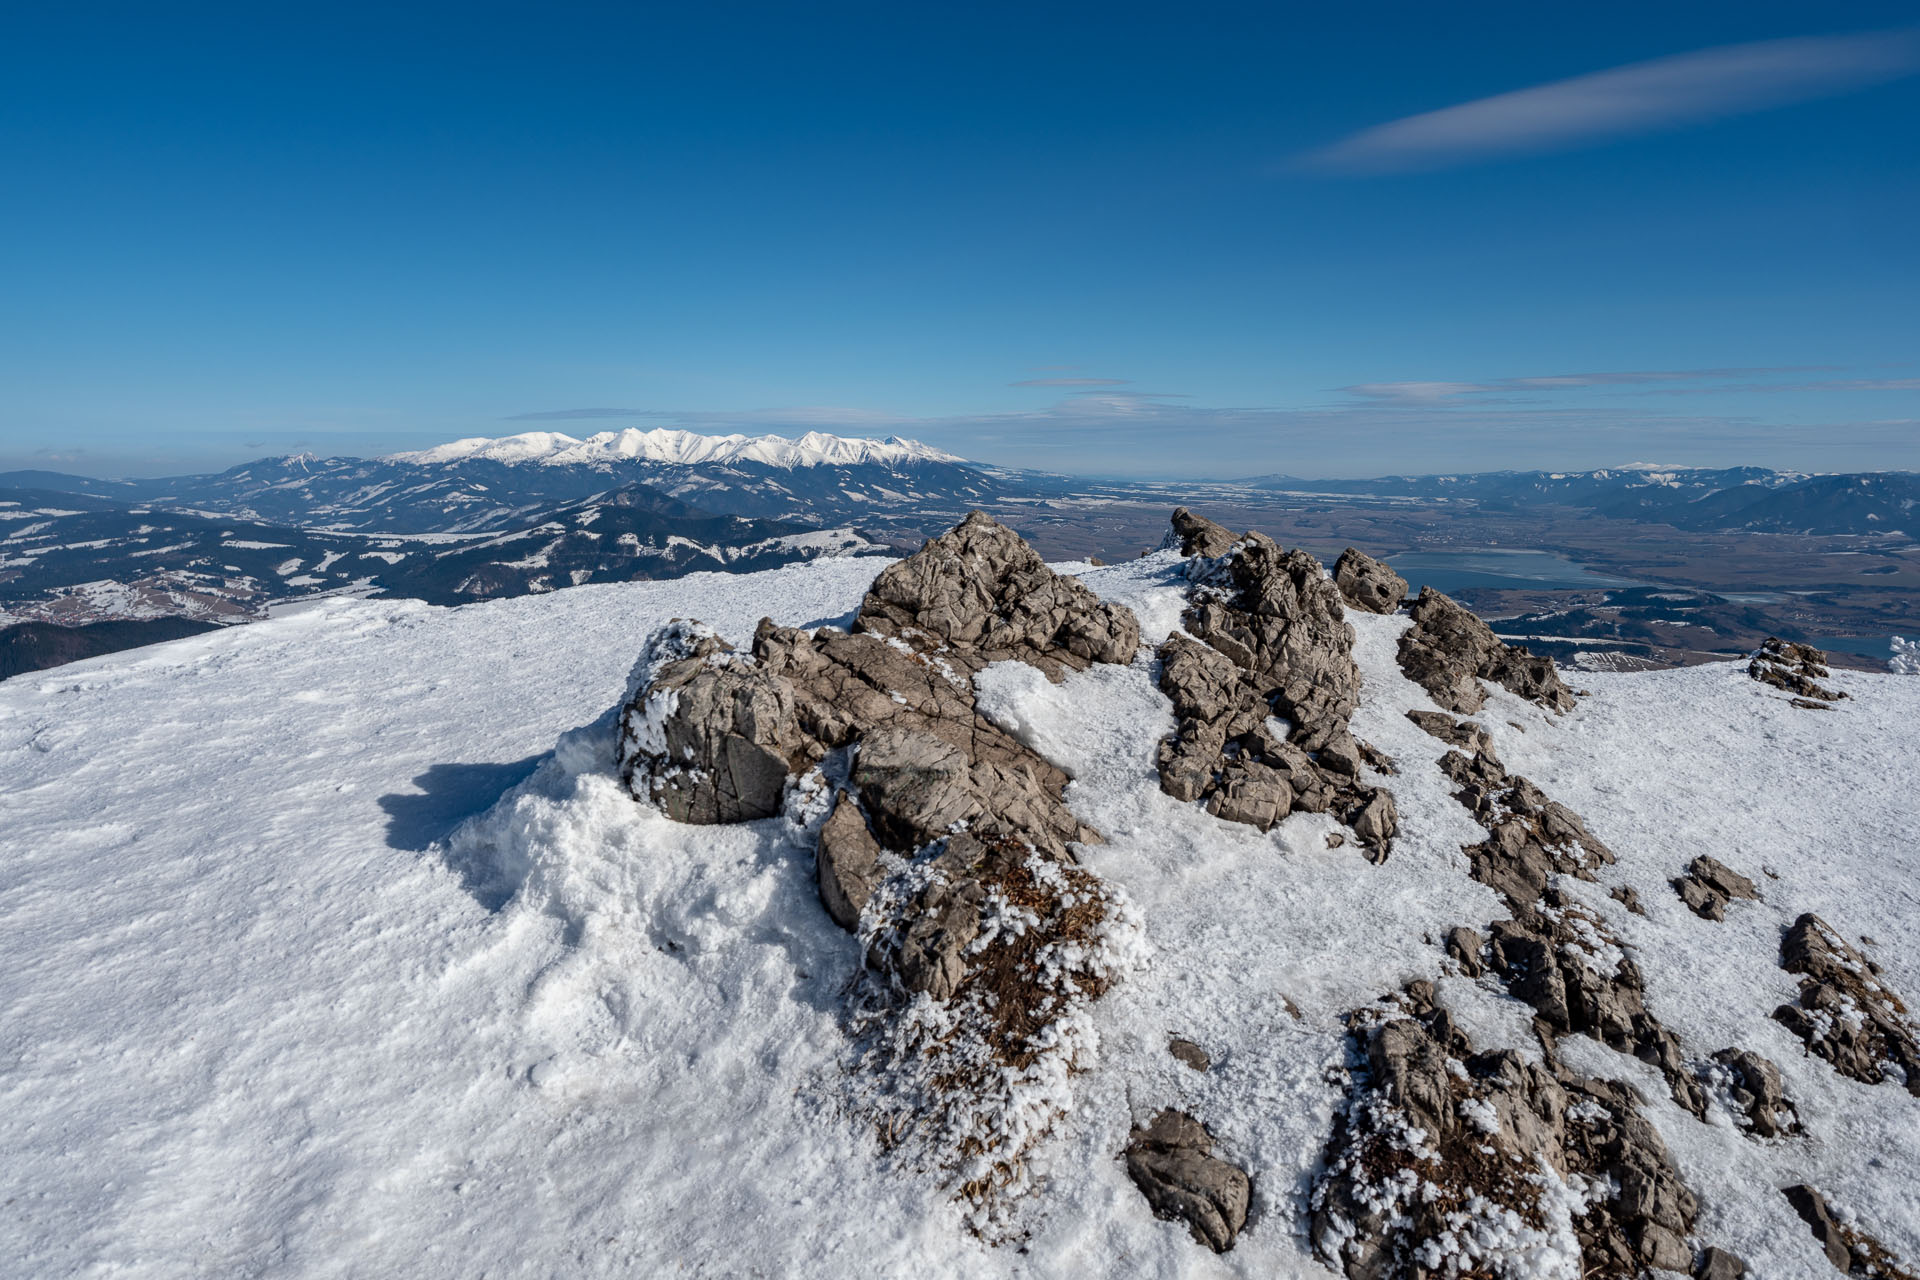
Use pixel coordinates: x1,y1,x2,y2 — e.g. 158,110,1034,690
1783,1185,1918,1279
1705,1049,1799,1139
1124,1109,1250,1253
1748,637,1848,704
1398,586,1577,714
1405,708,1494,754
1773,914,1920,1096
1333,547,1408,614
1672,855,1760,921
859,510,1139,675
1164,506,1239,559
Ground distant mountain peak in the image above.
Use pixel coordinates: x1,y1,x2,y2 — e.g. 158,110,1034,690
387,427,967,470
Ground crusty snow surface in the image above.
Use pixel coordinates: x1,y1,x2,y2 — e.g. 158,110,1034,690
2,552,1916,1278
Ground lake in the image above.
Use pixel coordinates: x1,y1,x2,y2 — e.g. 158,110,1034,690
1385,549,1646,595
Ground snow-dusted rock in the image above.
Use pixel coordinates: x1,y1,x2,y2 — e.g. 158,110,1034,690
1671,855,1761,921
1774,913,1920,1097
1747,636,1848,703
1311,985,1699,1280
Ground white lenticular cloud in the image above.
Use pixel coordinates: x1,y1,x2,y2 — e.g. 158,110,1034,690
1303,27,1920,174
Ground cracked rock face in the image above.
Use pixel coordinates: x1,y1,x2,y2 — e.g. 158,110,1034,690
1333,547,1408,614
1773,913,1920,1097
1155,511,1398,856
617,512,1147,1220
1311,985,1699,1280
1124,1110,1251,1253
1672,855,1760,921
1749,637,1848,703
1398,586,1577,715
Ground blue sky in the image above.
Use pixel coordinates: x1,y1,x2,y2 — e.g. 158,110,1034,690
2,1,1916,478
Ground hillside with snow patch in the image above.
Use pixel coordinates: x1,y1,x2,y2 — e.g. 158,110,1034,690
2,516,1917,1278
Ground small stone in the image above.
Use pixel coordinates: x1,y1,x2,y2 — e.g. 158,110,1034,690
1169,1038,1211,1072
1696,1246,1747,1280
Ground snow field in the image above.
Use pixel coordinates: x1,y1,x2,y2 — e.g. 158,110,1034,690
1,549,1916,1277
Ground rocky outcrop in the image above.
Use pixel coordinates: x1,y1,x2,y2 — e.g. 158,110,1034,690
858,509,1139,677
1311,984,1699,1279
1784,1185,1919,1279
1439,747,1708,1117
1773,914,1920,1097
1704,1049,1800,1138
1749,638,1848,704
1398,587,1577,715
618,512,1147,1219
1440,748,1614,906
1124,1110,1252,1253
1671,855,1760,921
1333,547,1408,614
1155,512,1398,856
1164,506,1240,559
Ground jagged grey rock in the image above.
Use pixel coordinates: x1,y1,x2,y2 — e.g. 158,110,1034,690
1398,586,1577,714
1333,547,1408,614
1785,1185,1852,1271
1774,914,1920,1096
1782,1185,1917,1279
1311,990,1699,1279
1673,855,1760,921
1445,925,1484,977
1749,637,1847,703
617,513,1149,1217
1155,512,1398,857
1436,747,1709,1118
860,509,1139,674
1124,1110,1251,1253
1165,506,1239,559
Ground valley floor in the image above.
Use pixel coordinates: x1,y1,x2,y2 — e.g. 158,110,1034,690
2,553,1915,1277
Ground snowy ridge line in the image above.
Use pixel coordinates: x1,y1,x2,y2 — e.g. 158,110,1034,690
387,427,968,470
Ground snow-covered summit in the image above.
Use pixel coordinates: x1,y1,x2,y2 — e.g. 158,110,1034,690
389,427,968,470
5,529,1918,1277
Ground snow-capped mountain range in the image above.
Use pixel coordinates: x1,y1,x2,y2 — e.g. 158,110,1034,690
390,427,966,470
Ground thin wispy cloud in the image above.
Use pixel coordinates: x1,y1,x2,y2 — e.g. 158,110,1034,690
505,407,650,420
1344,367,1850,402
1302,27,1920,174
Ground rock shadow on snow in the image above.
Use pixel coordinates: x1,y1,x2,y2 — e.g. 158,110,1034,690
380,757,545,907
